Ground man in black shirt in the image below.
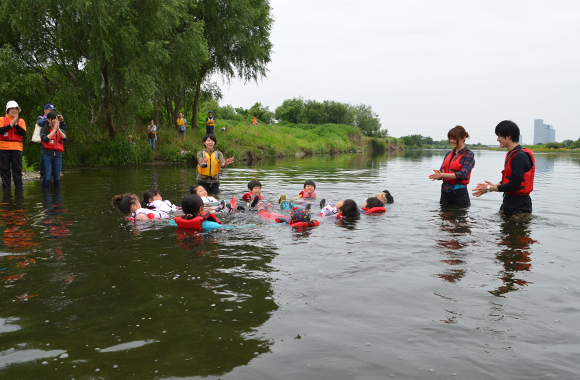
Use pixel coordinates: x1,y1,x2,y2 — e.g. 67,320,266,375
472,120,535,217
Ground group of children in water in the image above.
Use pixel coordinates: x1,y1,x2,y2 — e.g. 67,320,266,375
111,180,395,230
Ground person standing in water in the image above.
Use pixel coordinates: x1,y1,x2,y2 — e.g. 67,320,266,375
196,134,234,194
429,125,475,207
472,120,534,218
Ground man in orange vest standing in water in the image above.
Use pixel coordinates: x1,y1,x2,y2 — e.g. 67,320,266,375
0,101,27,190
472,120,535,218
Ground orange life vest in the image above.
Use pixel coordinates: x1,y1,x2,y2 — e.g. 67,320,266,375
0,116,23,143
441,149,471,185
501,147,535,196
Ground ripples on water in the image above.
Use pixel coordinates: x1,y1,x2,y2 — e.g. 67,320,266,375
1,151,580,379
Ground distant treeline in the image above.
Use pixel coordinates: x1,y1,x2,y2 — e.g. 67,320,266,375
209,97,385,137
533,139,580,149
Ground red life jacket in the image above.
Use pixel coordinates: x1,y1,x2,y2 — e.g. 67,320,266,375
501,147,535,196
242,192,263,202
299,190,316,199
441,149,471,185
175,213,221,229
362,206,386,214
41,130,64,152
289,220,320,228
0,116,23,143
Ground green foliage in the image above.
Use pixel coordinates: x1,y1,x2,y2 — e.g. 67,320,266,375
274,98,385,137
22,156,36,173
352,103,384,137
545,142,563,149
0,0,272,141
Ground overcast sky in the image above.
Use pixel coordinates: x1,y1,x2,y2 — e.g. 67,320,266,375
219,0,580,144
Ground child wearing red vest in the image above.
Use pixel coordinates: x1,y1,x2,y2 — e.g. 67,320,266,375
112,193,169,221
174,194,223,230
429,125,475,207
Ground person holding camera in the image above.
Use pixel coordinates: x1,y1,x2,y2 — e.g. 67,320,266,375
37,104,65,176
40,112,67,188
0,101,27,190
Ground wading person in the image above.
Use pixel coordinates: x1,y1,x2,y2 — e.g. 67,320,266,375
176,112,187,142
0,101,26,190
429,125,475,207
472,120,535,217
196,134,234,194
37,103,66,177
205,111,215,135
147,119,157,151
40,112,68,188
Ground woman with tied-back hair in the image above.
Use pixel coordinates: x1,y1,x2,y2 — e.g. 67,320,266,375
429,125,475,207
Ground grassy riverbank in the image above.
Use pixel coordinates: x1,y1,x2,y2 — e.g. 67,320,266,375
22,121,403,169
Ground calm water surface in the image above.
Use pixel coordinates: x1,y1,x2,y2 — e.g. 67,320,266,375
1,150,580,379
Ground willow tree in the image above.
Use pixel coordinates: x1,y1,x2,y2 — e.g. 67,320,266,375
190,0,274,125
0,0,206,140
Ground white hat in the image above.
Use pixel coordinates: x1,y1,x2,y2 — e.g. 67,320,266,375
5,100,21,114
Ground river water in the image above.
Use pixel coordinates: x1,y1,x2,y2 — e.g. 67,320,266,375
1,150,579,379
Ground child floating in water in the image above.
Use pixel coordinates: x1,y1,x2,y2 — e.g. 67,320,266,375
174,194,223,230
376,190,394,204
191,185,219,205
298,180,317,199
190,184,236,212
142,188,179,212
112,193,169,221
242,180,263,207
361,197,386,214
319,199,360,218
276,206,320,228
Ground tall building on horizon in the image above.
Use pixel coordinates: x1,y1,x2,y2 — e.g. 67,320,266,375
533,119,556,145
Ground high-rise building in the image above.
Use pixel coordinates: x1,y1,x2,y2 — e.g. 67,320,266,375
533,119,556,145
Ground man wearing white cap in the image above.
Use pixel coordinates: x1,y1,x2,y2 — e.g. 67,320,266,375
0,101,27,190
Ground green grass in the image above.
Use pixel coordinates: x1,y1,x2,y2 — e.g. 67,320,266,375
21,121,404,168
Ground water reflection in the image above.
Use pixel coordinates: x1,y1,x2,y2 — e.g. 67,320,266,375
489,219,536,297
434,207,472,284
534,154,555,174
0,186,278,378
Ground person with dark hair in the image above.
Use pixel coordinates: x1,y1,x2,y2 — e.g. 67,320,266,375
376,190,394,204
40,112,68,188
36,103,65,177
142,188,178,212
429,125,475,207
205,111,216,135
0,101,26,190
299,180,317,199
319,199,360,218
174,194,223,230
362,197,386,214
147,120,157,151
242,180,263,206
112,193,169,221
196,134,234,194
472,120,535,217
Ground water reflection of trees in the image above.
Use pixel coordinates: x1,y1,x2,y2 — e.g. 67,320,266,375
0,214,277,378
489,219,536,297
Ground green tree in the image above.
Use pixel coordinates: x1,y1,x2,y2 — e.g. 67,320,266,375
352,104,385,137
324,101,354,125
0,0,207,140
190,0,273,126
275,98,304,123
